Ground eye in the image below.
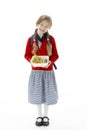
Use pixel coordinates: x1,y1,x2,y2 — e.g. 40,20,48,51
45,26,48,28
41,24,43,26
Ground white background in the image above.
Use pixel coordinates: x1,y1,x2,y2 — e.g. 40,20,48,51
0,0,87,129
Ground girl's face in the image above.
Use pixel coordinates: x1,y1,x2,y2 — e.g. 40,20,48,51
37,20,50,36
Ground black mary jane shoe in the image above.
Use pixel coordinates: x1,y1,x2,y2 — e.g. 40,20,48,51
43,116,49,126
35,117,43,126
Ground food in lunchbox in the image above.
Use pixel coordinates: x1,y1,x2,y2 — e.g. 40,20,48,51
32,55,42,63
42,59,48,63
32,55,48,64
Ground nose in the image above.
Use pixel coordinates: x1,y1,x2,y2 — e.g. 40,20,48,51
41,26,45,30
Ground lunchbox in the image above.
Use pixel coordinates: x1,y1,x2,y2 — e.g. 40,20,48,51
31,55,49,67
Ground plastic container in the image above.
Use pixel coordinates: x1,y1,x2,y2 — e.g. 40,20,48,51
31,55,49,67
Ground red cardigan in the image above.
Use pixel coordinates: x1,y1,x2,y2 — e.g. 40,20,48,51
24,35,59,70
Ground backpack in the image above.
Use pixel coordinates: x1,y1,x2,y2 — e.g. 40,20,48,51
30,35,57,70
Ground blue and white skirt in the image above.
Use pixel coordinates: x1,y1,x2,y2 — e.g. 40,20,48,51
28,70,58,105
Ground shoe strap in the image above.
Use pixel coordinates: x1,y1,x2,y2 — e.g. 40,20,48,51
43,116,49,121
36,117,43,120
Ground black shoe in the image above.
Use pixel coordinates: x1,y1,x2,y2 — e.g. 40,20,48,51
42,116,49,126
35,117,43,126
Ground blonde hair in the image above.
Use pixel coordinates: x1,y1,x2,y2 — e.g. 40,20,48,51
36,15,52,28
32,15,52,56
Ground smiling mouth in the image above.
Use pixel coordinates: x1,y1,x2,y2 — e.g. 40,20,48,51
39,29,45,32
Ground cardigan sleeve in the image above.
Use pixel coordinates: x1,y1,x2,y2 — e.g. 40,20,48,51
49,36,59,63
24,37,32,62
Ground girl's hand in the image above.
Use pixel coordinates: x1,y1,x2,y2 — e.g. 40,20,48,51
30,59,33,66
45,61,51,68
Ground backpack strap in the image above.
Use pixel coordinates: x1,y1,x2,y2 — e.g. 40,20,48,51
30,35,34,45
53,63,57,70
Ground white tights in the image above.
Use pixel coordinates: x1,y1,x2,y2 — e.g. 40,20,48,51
37,104,49,117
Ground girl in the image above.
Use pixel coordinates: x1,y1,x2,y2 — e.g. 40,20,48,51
24,15,59,126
